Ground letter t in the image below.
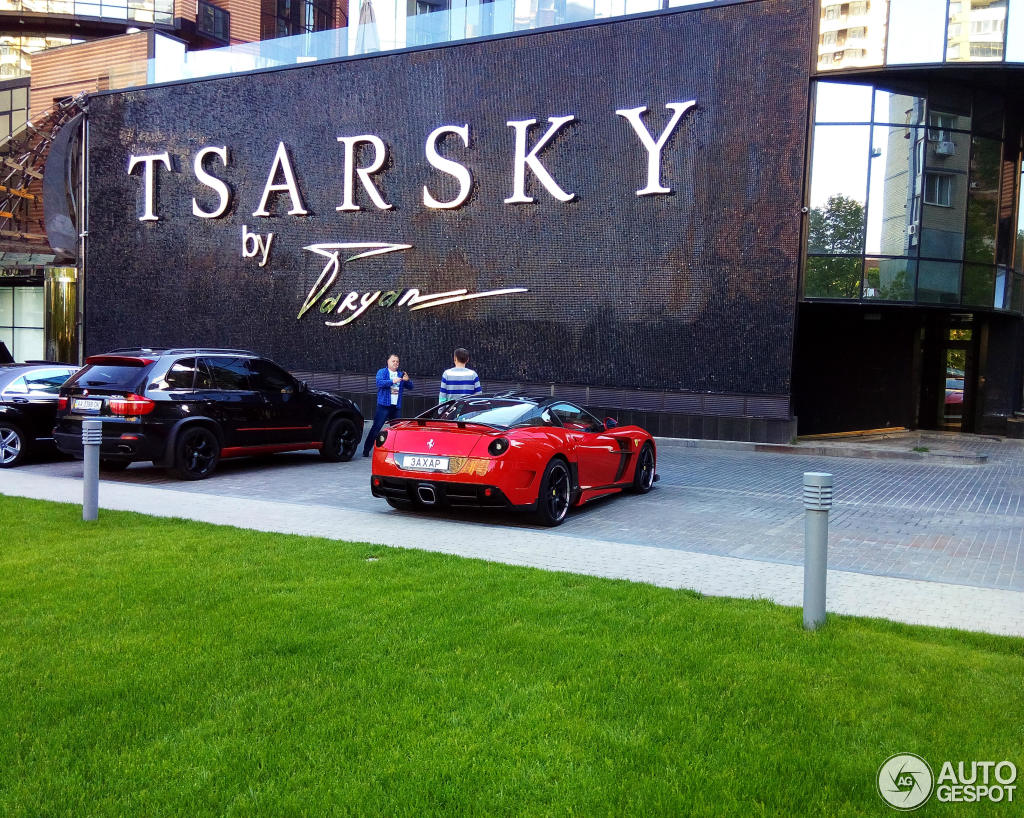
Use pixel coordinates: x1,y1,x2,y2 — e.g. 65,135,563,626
127,152,171,222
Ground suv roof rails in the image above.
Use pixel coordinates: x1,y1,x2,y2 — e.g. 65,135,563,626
100,347,260,357
163,347,261,356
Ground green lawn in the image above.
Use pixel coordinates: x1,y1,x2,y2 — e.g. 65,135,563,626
1,495,1021,816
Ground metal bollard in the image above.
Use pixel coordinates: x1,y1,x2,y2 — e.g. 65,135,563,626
82,419,102,521
802,472,833,630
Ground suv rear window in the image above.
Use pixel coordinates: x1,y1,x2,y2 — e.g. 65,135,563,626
70,363,150,392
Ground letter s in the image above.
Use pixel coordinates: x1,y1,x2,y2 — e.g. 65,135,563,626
192,146,231,218
423,125,472,209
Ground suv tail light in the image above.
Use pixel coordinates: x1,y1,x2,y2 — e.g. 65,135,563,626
57,396,68,411
108,394,155,416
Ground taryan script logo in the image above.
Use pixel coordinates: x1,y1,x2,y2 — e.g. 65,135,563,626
877,753,934,810
296,242,527,327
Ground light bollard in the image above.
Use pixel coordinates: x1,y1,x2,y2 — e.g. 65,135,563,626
82,419,102,521
802,471,833,630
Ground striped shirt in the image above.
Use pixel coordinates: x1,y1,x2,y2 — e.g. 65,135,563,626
439,366,482,402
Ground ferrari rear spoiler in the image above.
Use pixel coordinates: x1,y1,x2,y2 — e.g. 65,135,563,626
410,418,503,432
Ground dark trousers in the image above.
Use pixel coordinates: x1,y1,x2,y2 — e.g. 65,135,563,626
363,404,400,455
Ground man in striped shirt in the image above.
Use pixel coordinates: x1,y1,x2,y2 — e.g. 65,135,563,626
439,348,482,403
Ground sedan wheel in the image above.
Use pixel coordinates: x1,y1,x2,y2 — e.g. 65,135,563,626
0,423,26,468
534,458,571,526
169,426,220,480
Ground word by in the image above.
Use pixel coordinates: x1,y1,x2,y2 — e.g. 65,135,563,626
241,225,274,267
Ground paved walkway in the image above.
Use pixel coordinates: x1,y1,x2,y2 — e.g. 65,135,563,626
4,431,1024,638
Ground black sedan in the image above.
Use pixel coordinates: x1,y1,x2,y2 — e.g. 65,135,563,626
0,362,80,467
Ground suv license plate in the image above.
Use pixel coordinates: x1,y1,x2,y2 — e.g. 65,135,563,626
72,398,102,412
400,454,449,471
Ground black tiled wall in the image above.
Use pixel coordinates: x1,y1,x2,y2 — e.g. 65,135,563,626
84,1,811,423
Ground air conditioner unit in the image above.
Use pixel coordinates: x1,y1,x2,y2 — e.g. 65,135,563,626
907,224,918,236
935,140,956,156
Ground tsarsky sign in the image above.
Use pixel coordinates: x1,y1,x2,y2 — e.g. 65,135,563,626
126,101,695,328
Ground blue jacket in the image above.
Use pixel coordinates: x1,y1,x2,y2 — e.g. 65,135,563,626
376,367,414,408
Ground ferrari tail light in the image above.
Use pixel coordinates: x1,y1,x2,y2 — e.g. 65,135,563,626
375,430,388,447
108,394,155,416
57,396,68,411
488,437,510,456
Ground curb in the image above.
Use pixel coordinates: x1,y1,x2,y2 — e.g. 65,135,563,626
652,436,988,465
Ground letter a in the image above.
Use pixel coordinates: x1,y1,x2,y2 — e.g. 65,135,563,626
253,142,309,217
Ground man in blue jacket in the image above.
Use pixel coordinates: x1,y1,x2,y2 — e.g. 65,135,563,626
363,353,414,457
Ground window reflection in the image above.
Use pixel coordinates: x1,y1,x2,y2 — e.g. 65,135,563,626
805,79,1019,312
1015,170,1024,271
815,81,873,123
808,125,869,255
920,113,969,260
873,88,926,126
868,125,923,256
918,259,963,302
805,255,862,299
963,263,997,305
948,0,1006,62
817,0,887,70
814,0,1024,67
1006,0,1024,59
964,137,1001,264
886,0,946,64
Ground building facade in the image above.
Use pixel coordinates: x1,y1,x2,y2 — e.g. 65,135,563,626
24,0,1024,439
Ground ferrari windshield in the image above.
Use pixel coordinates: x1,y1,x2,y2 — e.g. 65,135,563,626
419,398,548,428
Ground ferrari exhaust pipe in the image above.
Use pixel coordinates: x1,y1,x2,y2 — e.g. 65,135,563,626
416,484,437,505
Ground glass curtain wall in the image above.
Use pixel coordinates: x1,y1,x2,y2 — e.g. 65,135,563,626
805,80,1022,311
817,0,1024,72
0,284,44,361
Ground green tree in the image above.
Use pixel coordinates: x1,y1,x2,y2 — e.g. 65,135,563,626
805,194,865,298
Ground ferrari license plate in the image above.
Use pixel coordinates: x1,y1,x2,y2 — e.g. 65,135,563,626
72,398,102,412
400,454,449,471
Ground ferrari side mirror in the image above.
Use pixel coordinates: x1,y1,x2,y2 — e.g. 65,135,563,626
604,417,618,430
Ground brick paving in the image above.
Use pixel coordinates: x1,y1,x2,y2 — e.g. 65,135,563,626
4,432,1024,636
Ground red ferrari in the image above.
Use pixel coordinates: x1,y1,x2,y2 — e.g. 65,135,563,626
370,395,657,525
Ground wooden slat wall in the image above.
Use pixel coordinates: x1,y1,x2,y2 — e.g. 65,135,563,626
225,0,260,43
29,33,150,122
174,0,194,22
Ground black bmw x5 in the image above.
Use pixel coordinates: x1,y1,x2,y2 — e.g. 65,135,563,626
54,348,363,479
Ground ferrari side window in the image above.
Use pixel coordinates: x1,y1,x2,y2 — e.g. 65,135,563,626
510,406,554,428
552,403,603,433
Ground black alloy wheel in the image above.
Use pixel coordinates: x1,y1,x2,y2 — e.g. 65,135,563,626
170,426,220,480
320,416,359,462
630,443,656,494
534,458,572,526
0,422,25,468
